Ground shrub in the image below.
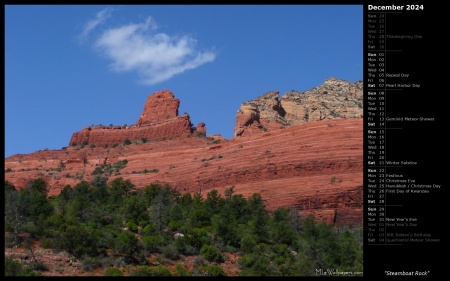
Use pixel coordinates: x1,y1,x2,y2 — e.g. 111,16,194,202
4,257,42,276
142,235,164,253
81,256,101,272
162,243,180,260
130,266,154,276
152,265,172,276
200,244,224,263
204,265,227,276
127,220,138,232
123,138,132,146
176,263,192,276
104,267,123,276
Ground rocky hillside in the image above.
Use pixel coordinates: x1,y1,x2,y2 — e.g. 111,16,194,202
234,77,363,137
5,78,363,226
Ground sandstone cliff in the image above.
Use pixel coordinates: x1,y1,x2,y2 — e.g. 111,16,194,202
5,79,363,226
234,77,363,137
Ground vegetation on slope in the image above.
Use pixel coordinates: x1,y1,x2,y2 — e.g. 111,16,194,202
4,178,362,276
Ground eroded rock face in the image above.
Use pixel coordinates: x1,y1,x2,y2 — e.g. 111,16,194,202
234,78,363,138
136,90,180,125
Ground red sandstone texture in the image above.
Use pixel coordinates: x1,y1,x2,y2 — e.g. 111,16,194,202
136,89,180,125
5,118,363,226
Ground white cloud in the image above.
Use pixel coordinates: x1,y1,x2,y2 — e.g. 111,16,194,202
79,8,112,42
93,16,216,85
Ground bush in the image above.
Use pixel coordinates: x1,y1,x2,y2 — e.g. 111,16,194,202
204,265,227,276
241,234,258,253
142,235,164,253
123,138,132,146
127,220,138,232
104,267,123,276
200,244,224,263
5,257,23,276
193,256,206,266
130,266,154,276
4,257,42,276
81,256,101,272
176,263,192,276
162,243,180,260
152,266,172,276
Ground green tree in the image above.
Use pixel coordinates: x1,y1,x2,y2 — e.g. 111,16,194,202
205,189,224,215
248,193,269,242
122,194,148,223
109,177,136,201
18,182,54,236
114,230,140,259
57,185,74,215
212,204,239,247
187,204,211,229
60,220,99,258
269,207,297,246
5,181,22,246
26,178,48,194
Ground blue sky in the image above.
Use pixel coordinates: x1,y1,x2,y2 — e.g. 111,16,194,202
5,4,363,158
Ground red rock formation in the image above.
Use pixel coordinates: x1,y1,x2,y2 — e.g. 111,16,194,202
69,90,193,147
5,118,363,226
136,90,180,125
